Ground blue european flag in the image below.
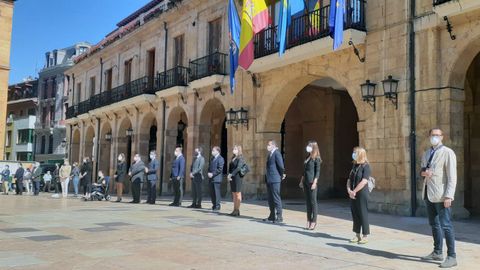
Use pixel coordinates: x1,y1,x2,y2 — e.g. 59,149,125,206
228,0,240,94
329,0,345,51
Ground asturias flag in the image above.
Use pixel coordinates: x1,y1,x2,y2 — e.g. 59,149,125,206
228,0,241,94
328,0,345,51
239,0,269,70
277,0,305,57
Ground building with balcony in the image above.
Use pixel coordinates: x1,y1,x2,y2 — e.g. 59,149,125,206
4,79,38,161
65,0,480,218
35,42,91,164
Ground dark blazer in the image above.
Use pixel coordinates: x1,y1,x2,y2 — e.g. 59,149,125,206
266,149,285,184
303,157,321,184
171,155,186,179
208,155,225,183
115,162,127,182
80,162,93,184
130,160,146,182
14,167,25,181
147,158,160,181
229,156,245,182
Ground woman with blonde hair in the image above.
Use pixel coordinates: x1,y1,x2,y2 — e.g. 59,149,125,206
347,147,371,244
227,145,246,216
299,141,322,230
59,160,72,198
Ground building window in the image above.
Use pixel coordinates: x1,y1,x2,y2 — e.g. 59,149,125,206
17,129,33,145
208,18,222,54
28,108,36,116
76,82,81,103
17,152,33,161
43,79,48,99
41,136,46,154
50,105,55,123
124,59,133,84
174,35,184,67
89,76,96,97
5,152,10,160
6,131,12,147
48,135,53,154
105,69,113,91
51,78,57,99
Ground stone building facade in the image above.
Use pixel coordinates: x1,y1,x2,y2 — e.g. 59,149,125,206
65,0,480,217
0,0,15,160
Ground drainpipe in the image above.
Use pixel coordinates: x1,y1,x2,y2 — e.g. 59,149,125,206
94,117,101,182
408,0,417,216
163,22,168,83
99,58,104,93
159,22,168,196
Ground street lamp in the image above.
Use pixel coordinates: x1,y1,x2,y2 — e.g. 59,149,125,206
236,107,249,128
360,79,377,112
126,127,133,137
105,132,112,142
226,108,237,125
382,75,399,110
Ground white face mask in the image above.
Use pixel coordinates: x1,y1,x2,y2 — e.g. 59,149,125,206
134,157,139,162
118,156,122,161
150,155,155,159
232,149,239,155
306,146,313,153
267,145,272,152
430,136,441,146
174,151,179,157
212,151,217,156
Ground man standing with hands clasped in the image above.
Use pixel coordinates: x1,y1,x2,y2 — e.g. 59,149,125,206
263,140,286,224
421,128,458,268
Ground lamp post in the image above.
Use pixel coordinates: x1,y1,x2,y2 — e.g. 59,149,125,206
382,75,399,110
236,107,249,129
360,79,377,112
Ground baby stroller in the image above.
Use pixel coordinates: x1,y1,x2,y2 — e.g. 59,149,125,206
85,176,111,201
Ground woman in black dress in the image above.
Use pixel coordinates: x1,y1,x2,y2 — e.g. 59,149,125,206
347,147,371,244
299,141,322,230
114,153,127,202
227,145,245,217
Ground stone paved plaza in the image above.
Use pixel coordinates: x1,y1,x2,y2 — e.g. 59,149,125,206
0,194,479,270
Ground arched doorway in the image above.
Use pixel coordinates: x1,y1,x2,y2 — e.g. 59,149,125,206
165,107,188,193
139,113,158,158
267,77,359,199
199,98,228,195
464,52,480,216
117,117,133,194
71,129,80,164
84,126,95,161
99,122,112,182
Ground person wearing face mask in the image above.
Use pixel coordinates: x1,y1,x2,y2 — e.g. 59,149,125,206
169,147,186,206
227,145,246,216
347,147,371,244
146,150,160,204
299,141,322,230
128,154,146,203
420,128,458,268
189,147,205,209
263,140,286,223
114,153,127,202
207,146,225,211
71,162,81,197
80,158,93,197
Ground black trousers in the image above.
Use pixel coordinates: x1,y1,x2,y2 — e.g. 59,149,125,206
350,188,370,235
267,182,282,219
44,181,51,192
131,179,141,203
303,182,318,222
33,181,41,195
191,174,203,206
172,178,183,205
15,179,23,195
146,180,157,203
209,180,221,209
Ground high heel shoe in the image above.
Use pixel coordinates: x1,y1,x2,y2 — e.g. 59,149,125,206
305,221,311,230
309,222,317,230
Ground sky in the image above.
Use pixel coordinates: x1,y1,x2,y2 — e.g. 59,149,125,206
8,0,152,84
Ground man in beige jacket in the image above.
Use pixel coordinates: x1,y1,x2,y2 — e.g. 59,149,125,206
420,128,457,268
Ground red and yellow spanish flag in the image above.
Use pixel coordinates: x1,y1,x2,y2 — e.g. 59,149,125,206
239,0,269,70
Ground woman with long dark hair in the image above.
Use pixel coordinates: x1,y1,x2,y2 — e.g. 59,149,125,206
299,141,322,230
114,153,127,202
227,145,245,217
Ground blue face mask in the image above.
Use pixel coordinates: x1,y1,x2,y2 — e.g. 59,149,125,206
352,152,357,160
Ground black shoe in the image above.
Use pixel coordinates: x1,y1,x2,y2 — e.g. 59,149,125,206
195,204,202,209
149,202,155,205
129,201,136,203
262,217,275,222
212,208,220,212
273,218,284,224
169,203,179,206
187,204,196,208
115,198,122,202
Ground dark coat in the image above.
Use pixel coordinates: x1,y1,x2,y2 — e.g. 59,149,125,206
266,150,285,184
208,155,225,183
115,162,127,182
303,157,321,184
229,156,245,182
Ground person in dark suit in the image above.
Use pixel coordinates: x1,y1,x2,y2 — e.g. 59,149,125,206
299,141,322,230
128,154,145,203
146,150,160,204
189,146,205,209
32,165,43,196
208,146,224,211
80,158,93,196
263,140,286,223
169,147,186,206
14,163,25,195
114,153,127,202
227,145,246,216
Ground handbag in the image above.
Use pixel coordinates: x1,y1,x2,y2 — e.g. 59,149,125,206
352,164,375,193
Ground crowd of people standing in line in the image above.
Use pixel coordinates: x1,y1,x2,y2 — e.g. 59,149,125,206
0,127,459,268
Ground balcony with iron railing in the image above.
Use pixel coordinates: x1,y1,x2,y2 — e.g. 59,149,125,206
189,52,228,81
156,66,189,91
433,0,480,17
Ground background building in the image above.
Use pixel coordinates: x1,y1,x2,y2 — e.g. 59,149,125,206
0,0,15,160
5,78,38,161
34,42,90,164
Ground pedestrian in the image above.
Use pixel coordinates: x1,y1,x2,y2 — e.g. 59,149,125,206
23,166,32,195
347,147,371,244
146,150,160,204
208,146,224,212
59,160,72,198
169,147,186,207
71,162,81,197
1,165,11,195
188,146,205,209
299,141,321,230
128,154,145,204
227,145,246,216
52,163,60,197
80,157,93,196
32,165,42,196
114,153,127,202
420,128,458,268
43,171,52,192
14,163,25,195
263,140,286,223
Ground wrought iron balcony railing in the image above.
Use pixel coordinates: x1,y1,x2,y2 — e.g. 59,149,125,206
156,66,189,91
189,52,228,81
254,0,366,58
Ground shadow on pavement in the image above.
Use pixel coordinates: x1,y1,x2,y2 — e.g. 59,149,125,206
288,229,349,241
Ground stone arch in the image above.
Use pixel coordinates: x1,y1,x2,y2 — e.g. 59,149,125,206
448,32,480,89
99,121,112,179
71,128,81,164
116,116,133,193
139,112,159,158
84,125,95,160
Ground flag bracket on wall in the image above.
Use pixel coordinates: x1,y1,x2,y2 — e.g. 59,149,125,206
348,40,365,63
